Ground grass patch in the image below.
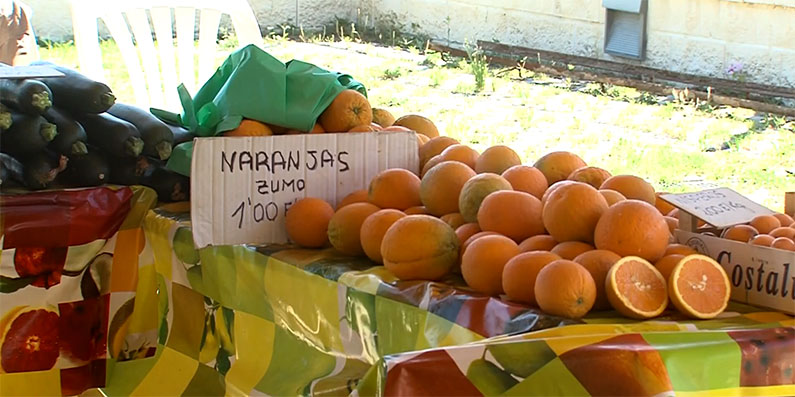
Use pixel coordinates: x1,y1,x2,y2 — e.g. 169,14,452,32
36,36,794,211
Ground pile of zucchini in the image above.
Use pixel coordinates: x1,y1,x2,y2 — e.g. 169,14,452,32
0,62,189,202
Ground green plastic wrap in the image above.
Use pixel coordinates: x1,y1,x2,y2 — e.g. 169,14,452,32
151,44,367,176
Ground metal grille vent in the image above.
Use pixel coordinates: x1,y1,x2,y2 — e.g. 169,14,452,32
603,0,647,60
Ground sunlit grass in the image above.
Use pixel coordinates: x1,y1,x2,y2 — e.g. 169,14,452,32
37,37,795,211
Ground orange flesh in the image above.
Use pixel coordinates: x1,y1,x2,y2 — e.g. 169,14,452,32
676,258,728,314
614,260,667,312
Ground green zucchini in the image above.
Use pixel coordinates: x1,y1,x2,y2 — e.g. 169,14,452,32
32,61,116,113
167,122,195,146
74,112,143,159
142,163,190,202
0,153,24,187
0,103,13,130
44,107,88,155
60,149,110,187
108,103,173,160
0,111,58,158
109,155,157,185
0,78,53,115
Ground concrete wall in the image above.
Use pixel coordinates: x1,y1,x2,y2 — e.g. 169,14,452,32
24,0,356,41
22,0,795,87
365,0,795,87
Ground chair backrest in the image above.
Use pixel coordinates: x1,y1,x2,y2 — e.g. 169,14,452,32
69,0,263,111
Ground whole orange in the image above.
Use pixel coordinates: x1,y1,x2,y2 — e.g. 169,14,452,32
319,89,372,132
360,209,406,264
478,190,544,242
600,175,656,205
475,145,522,174
542,181,608,243
439,144,479,170
461,235,520,295
533,151,587,185
502,251,561,305
337,189,368,210
420,161,476,216
327,202,380,256
458,173,513,222
285,198,335,248
567,166,612,189
534,259,596,319
381,215,459,280
501,165,548,200
419,136,459,169
573,250,621,310
368,168,421,210
518,234,558,252
594,200,670,262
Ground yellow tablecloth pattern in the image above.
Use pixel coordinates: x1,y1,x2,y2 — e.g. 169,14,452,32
110,205,794,396
1,190,793,396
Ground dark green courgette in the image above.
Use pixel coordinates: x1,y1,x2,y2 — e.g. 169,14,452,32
60,149,110,187
74,112,143,159
0,112,58,158
109,155,157,185
0,78,53,115
21,150,67,190
0,153,24,187
44,107,88,155
167,123,195,145
0,103,13,130
108,103,173,160
31,61,116,113
142,163,190,202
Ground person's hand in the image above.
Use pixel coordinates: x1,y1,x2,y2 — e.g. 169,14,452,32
0,1,30,64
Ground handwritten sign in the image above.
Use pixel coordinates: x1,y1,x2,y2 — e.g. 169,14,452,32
190,131,419,248
0,65,64,79
660,188,774,229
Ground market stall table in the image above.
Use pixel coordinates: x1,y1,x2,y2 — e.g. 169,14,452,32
108,204,794,396
1,187,793,396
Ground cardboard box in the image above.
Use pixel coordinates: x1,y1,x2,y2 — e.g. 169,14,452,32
190,131,418,248
664,189,795,315
675,230,795,315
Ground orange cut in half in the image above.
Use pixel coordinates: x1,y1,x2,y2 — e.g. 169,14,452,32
605,256,668,319
668,254,730,319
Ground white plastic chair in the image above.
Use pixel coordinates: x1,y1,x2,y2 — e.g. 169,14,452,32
69,0,263,111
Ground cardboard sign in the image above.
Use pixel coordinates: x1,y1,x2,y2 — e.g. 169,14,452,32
190,131,419,248
0,65,64,79
676,230,795,315
660,188,774,228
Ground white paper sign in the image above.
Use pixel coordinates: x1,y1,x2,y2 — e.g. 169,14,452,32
660,188,774,228
190,131,419,248
676,230,795,315
0,65,64,79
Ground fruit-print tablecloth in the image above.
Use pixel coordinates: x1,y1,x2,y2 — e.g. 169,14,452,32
109,205,794,396
0,186,158,396
1,191,793,396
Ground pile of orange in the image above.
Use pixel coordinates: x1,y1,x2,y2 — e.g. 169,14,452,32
222,89,439,139
283,127,789,322
720,213,795,251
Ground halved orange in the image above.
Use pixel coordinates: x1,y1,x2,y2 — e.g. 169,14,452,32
668,254,730,319
605,256,668,319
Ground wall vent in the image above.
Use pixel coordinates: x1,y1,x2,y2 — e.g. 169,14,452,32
603,0,647,60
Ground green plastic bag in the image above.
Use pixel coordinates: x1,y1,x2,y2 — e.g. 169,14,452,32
152,44,367,176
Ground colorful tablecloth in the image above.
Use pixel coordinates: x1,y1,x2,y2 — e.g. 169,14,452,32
1,192,793,396
111,205,794,396
0,186,158,396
